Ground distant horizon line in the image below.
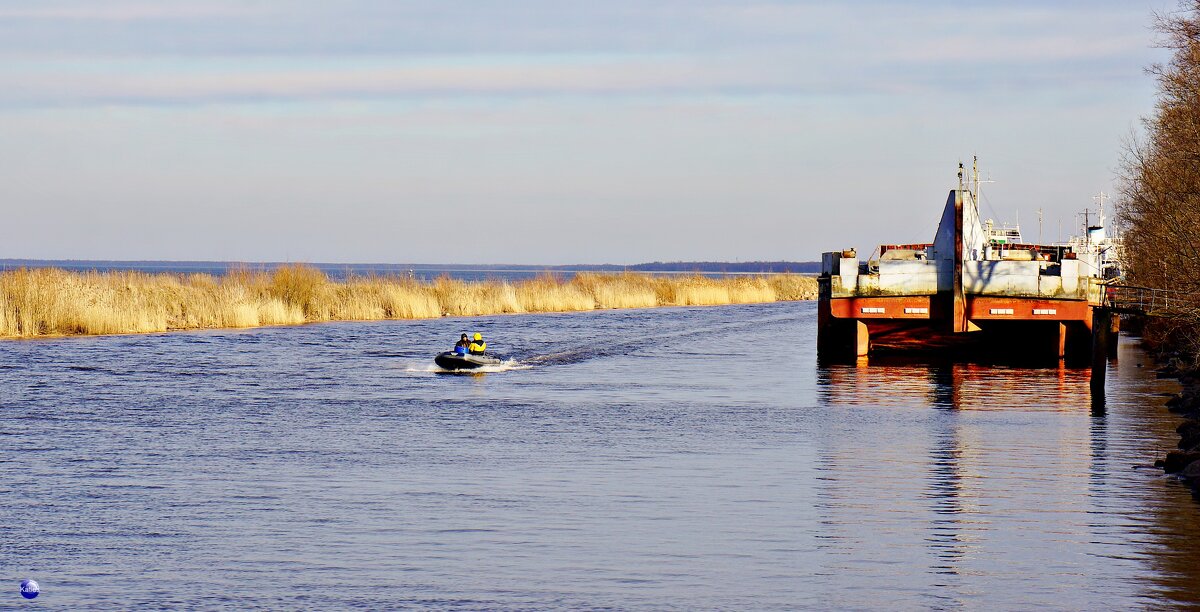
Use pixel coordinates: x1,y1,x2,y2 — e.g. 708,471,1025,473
0,257,821,270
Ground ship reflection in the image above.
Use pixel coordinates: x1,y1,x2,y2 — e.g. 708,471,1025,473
816,356,1093,412
813,357,1097,597
926,416,967,582
812,347,1200,607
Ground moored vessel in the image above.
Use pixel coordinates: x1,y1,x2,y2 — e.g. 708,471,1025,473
817,159,1119,363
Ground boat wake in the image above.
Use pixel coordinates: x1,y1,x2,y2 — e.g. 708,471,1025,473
399,305,808,373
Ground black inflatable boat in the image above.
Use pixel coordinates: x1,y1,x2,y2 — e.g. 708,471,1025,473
434,351,502,370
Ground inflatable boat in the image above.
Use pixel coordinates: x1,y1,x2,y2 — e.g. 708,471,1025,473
434,351,502,370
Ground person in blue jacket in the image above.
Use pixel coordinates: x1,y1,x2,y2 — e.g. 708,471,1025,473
453,333,470,355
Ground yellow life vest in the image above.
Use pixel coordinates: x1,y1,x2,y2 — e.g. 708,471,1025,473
468,341,486,354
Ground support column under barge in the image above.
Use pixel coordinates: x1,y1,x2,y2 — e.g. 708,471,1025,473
817,165,1119,364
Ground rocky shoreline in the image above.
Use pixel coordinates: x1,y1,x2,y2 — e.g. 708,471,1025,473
1155,365,1200,492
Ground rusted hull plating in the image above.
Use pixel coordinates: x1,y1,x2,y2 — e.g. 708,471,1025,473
816,287,1100,362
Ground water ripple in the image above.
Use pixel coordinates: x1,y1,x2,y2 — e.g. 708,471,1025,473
1,302,1198,609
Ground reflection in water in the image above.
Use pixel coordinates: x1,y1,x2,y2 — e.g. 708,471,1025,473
927,415,965,581
1104,347,1200,607
1148,495,1200,604
817,357,1094,411
814,344,1200,609
6,301,1200,609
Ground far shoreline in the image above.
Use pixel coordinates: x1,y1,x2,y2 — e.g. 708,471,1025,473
2,297,817,343
0,258,822,279
0,265,818,341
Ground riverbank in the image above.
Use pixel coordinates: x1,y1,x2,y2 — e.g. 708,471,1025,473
1130,324,1200,492
1157,367,1200,493
0,266,817,339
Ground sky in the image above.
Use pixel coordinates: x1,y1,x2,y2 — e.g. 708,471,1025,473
0,0,1171,264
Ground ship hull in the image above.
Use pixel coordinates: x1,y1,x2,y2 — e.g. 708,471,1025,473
817,285,1101,363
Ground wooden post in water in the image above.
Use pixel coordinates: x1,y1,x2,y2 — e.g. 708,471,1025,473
1091,308,1112,398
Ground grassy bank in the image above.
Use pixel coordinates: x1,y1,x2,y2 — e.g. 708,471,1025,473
0,266,817,339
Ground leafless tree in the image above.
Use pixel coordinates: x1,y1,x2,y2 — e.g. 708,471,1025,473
1119,1,1200,360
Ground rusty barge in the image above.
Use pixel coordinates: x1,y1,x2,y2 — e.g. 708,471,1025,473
817,161,1120,364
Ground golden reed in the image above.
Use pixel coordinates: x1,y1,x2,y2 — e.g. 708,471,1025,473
0,265,817,339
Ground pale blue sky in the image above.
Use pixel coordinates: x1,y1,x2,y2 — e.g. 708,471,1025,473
1,0,1168,264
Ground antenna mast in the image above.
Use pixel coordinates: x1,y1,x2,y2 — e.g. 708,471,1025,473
968,154,995,215
973,155,979,197
1092,191,1109,227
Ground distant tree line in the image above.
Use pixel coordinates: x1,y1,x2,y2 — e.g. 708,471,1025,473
0,258,822,276
1120,0,1200,361
607,261,820,274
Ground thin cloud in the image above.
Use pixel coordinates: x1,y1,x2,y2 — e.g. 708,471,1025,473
0,2,263,21
0,1,1156,110
0,41,1151,110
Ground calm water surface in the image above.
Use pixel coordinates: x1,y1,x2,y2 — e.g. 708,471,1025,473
2,302,1198,609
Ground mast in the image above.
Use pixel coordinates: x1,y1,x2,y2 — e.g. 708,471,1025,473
968,155,994,225
1092,191,1109,227
973,155,979,199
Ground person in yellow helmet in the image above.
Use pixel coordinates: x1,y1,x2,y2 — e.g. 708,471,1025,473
468,332,487,355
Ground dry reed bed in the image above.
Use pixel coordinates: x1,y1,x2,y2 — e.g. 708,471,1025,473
0,266,817,339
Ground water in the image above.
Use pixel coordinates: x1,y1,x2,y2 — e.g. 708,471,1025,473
2,301,1198,609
